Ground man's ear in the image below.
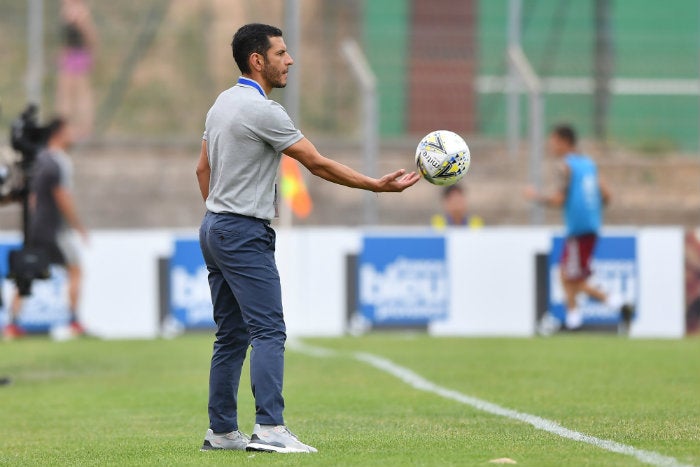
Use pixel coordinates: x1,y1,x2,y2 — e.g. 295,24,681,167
250,53,264,72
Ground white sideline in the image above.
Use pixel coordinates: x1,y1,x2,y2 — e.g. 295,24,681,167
289,341,695,467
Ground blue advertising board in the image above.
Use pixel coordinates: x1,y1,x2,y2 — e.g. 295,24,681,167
169,238,214,329
0,241,69,332
359,236,449,326
548,235,637,326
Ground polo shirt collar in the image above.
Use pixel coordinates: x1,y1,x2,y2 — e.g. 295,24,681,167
237,76,267,98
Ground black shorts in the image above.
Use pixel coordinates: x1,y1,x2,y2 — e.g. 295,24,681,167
31,230,80,266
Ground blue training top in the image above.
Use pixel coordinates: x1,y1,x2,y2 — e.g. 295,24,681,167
563,153,602,236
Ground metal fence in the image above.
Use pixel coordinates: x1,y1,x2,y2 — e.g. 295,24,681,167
0,0,698,228
0,0,363,142
480,0,700,153
1,0,699,151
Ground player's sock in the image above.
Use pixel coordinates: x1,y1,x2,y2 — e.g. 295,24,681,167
68,313,85,335
565,308,583,330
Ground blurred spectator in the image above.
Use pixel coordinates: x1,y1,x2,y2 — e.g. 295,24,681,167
55,0,97,141
431,184,483,229
3,118,88,340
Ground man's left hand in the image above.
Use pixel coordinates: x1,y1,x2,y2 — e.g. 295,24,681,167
374,169,421,193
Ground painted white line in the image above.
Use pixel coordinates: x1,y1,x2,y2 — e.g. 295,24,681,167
287,340,339,358
355,352,696,467
289,342,695,467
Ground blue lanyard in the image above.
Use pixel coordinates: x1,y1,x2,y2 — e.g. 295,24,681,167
237,77,266,97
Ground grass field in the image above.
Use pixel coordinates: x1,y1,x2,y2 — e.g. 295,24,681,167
1,334,698,467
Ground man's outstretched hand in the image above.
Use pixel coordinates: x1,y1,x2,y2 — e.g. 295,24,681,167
374,169,421,193
284,138,421,193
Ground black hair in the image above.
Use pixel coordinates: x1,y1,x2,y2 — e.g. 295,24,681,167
442,184,466,199
551,124,577,146
231,23,283,74
46,116,67,139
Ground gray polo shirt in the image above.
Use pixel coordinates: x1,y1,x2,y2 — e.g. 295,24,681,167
203,80,303,220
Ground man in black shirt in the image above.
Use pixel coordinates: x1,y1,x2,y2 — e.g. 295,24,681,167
3,118,88,340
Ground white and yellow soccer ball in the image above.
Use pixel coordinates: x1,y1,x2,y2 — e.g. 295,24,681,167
415,130,470,186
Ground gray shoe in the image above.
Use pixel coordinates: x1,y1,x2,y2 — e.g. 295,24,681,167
246,424,317,453
201,428,250,451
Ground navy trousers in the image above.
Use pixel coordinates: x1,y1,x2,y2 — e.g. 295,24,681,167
199,211,286,432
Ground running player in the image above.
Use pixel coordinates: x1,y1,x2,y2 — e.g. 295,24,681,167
196,23,419,453
525,124,618,330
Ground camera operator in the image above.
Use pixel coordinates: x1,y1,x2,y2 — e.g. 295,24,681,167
4,117,88,339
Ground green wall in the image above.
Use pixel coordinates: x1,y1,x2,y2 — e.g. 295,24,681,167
363,0,700,150
477,0,700,151
363,0,409,136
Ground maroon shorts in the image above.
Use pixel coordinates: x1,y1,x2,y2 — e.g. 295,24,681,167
561,233,598,281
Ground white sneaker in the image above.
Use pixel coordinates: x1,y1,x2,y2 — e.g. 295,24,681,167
565,310,584,330
536,312,562,336
246,424,317,453
201,428,249,451
606,293,624,311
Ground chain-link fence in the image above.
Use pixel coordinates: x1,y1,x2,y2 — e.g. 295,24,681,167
0,0,698,228
1,0,698,149
481,0,700,153
0,0,363,142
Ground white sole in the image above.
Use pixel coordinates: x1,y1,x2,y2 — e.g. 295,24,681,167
201,438,247,451
246,442,312,454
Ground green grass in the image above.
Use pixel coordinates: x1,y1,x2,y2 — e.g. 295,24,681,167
0,334,698,466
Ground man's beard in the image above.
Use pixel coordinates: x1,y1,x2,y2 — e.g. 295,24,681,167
262,62,286,89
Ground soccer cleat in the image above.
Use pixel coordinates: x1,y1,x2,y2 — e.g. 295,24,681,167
620,304,635,323
606,293,624,311
565,310,583,330
246,424,317,454
200,428,250,451
3,324,26,340
618,303,636,336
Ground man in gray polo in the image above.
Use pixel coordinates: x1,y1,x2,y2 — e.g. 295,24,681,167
196,23,419,454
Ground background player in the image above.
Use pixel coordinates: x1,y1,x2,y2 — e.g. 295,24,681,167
3,118,88,339
525,124,619,330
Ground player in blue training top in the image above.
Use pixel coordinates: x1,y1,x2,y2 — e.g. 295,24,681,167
526,124,623,330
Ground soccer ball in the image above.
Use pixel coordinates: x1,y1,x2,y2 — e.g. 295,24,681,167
415,130,470,186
